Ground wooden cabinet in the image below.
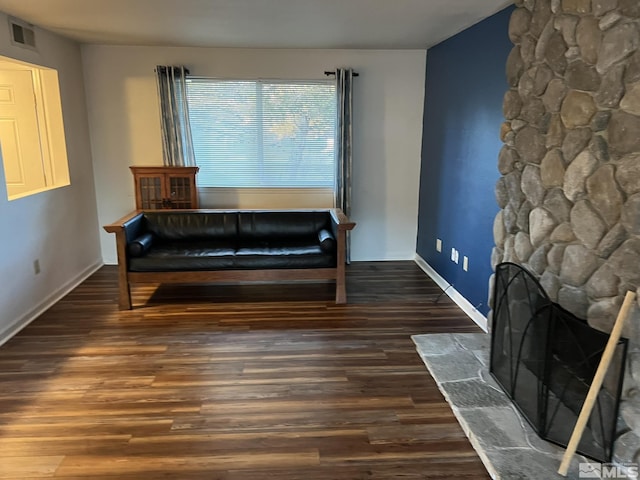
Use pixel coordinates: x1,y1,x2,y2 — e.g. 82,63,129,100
130,166,199,210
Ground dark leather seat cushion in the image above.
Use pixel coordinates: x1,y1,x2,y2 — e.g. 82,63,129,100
129,241,334,272
234,241,334,269
129,241,236,271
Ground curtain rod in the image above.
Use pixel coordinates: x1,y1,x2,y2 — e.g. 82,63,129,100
324,71,360,77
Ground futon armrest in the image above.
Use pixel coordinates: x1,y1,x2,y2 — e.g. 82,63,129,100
104,210,144,233
329,208,356,231
104,210,146,243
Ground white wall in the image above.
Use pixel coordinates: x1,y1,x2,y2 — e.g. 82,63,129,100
81,46,426,263
0,13,101,343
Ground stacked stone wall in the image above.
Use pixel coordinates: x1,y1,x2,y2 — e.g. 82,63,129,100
493,0,640,463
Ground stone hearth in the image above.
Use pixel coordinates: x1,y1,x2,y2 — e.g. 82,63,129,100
413,333,637,480
493,0,640,462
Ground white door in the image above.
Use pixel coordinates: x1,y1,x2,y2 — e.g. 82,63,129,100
0,68,45,198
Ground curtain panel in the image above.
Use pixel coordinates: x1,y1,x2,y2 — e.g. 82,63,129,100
155,65,195,167
334,68,354,262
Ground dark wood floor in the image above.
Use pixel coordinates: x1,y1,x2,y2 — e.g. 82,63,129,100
0,261,489,479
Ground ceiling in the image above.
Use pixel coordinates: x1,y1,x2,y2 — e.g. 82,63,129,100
0,0,512,50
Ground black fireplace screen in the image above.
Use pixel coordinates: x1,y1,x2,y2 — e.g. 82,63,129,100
490,262,628,462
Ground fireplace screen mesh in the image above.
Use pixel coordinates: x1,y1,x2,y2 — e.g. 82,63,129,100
490,262,628,462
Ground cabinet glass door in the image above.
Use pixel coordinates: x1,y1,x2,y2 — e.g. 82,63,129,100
139,177,163,209
168,176,193,209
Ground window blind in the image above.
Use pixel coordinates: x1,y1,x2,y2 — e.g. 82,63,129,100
185,78,337,188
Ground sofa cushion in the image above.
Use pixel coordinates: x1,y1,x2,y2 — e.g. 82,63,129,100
234,244,334,269
237,211,330,239
129,242,236,271
143,212,238,241
130,248,334,271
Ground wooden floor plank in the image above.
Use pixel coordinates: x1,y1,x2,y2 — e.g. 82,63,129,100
0,455,64,478
0,261,489,479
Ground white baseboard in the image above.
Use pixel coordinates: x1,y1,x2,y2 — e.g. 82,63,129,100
414,254,488,332
0,260,104,347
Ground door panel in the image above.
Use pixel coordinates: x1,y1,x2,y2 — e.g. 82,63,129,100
0,69,45,197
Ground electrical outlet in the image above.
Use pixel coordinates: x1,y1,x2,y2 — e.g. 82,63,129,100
436,238,442,252
33,259,40,275
451,248,456,262
463,256,469,271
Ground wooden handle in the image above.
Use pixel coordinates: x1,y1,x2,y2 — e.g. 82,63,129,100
558,290,636,476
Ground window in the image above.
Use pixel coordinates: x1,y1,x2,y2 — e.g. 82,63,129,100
185,78,336,188
0,56,70,200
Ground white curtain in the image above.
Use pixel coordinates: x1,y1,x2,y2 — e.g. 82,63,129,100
334,68,354,262
155,65,195,167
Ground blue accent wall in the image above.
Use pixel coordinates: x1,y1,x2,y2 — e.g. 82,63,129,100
416,6,514,315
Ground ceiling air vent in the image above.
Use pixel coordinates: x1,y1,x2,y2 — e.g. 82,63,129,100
9,17,37,50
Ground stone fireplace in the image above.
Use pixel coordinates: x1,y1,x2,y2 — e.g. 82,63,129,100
492,0,640,465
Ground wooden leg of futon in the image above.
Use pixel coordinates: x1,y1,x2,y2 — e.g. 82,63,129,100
335,274,347,304
118,279,132,310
